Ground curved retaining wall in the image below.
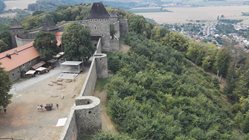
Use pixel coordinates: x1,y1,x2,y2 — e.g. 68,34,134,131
60,38,106,140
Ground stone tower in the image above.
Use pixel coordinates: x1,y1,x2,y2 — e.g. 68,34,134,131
75,96,101,138
9,19,24,47
94,53,108,79
80,2,121,52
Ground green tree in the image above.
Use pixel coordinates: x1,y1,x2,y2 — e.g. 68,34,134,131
161,32,189,52
128,15,146,34
0,40,8,52
242,113,249,133
34,32,59,60
0,24,12,48
214,48,231,77
0,65,12,108
186,42,205,65
62,23,94,61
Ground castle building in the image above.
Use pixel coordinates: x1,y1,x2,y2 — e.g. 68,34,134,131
4,2,128,81
79,2,128,52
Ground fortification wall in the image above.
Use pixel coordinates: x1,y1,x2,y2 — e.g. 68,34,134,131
94,53,108,79
120,19,129,37
75,96,101,138
60,110,78,140
80,59,97,96
96,38,102,53
15,36,34,46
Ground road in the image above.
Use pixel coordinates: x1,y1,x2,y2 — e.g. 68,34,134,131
9,68,61,95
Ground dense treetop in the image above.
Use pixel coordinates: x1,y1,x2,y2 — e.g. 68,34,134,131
0,66,12,108
62,23,94,61
34,32,59,61
103,9,249,140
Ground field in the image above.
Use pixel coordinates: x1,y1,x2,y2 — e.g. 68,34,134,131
138,5,249,25
4,0,36,10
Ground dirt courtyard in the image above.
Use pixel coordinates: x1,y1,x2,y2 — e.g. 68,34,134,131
0,68,88,140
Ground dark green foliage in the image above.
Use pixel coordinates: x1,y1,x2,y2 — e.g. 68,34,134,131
214,48,231,77
161,32,189,52
0,24,12,51
0,65,12,108
92,132,134,140
34,32,59,60
22,4,91,29
107,33,242,139
0,40,8,52
62,23,94,61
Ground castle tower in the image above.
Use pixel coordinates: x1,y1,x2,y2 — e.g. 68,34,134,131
75,96,101,138
80,2,121,52
9,19,24,47
94,53,108,79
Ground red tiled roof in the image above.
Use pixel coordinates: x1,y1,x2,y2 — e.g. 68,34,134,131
0,32,63,72
0,42,40,72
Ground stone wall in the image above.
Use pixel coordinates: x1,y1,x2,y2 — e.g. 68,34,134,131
15,35,34,46
94,53,108,79
60,110,78,140
8,58,38,81
75,96,101,138
119,19,129,37
96,38,102,53
80,59,97,96
60,38,106,140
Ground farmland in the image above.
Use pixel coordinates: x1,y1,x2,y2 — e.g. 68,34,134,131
138,5,249,25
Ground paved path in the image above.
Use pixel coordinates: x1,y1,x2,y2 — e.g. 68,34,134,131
9,68,61,95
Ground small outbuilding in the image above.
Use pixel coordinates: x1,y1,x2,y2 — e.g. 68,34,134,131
60,61,83,74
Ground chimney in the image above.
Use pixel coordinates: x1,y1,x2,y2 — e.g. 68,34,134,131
6,54,11,59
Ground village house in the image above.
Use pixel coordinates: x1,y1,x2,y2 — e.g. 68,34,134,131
0,32,63,81
0,42,39,81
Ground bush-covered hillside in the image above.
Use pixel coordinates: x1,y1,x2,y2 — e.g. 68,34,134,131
13,4,249,139
104,10,249,140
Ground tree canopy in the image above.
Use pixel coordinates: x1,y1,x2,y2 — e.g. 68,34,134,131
0,66,12,108
0,24,12,52
62,23,94,61
92,132,134,140
34,32,59,61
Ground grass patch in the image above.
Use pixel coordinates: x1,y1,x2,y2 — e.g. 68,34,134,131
95,78,109,92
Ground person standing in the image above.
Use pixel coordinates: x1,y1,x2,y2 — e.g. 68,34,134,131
56,104,59,109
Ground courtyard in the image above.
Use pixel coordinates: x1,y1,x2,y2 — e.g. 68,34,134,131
0,68,88,140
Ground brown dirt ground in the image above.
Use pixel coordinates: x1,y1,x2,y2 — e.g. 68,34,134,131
0,70,88,140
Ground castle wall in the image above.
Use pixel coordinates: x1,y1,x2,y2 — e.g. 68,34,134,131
94,53,108,79
60,38,107,140
75,96,101,138
120,19,129,37
60,110,78,140
15,36,34,46
79,17,120,52
80,58,97,96
10,28,25,47
96,38,102,53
